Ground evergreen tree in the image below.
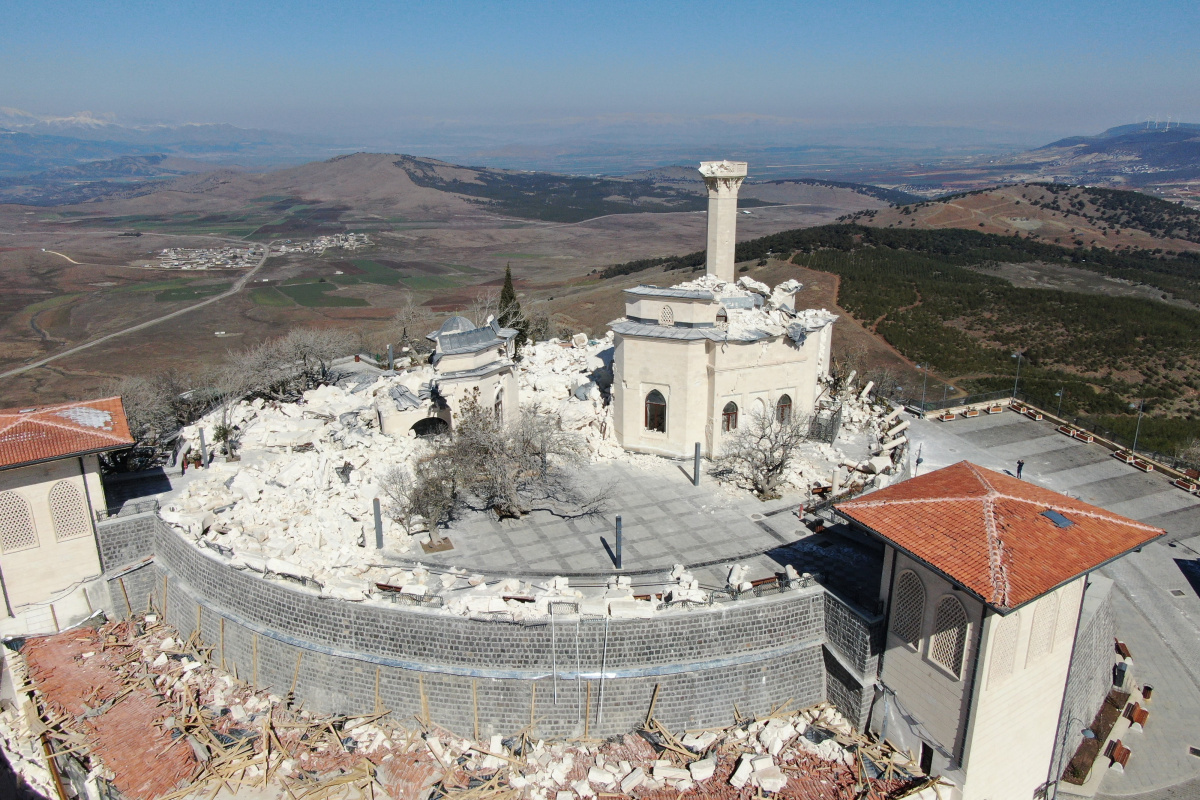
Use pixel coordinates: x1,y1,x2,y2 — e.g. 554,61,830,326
498,263,528,349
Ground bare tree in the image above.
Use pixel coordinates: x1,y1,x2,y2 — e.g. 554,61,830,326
389,292,437,356
467,289,500,328
714,409,813,498
105,371,197,469
382,393,608,536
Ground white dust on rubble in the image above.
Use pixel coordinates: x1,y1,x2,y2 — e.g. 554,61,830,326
670,274,837,342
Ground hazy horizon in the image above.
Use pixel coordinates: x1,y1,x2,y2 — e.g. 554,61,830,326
3,0,1197,157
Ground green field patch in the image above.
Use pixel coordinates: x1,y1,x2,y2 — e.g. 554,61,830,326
21,293,83,315
155,282,230,302
114,278,193,294
401,275,463,290
277,281,368,307
249,287,293,306
348,259,405,285
329,274,362,285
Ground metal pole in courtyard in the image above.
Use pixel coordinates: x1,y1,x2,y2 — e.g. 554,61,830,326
1011,351,1023,398
693,442,701,487
387,344,394,371
1056,385,1064,417
615,516,623,570
199,429,209,468
373,498,384,549
1131,399,1145,454
918,364,928,409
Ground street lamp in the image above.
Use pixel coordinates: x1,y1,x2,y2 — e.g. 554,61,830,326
1055,385,1065,417
1011,351,1024,399
1130,399,1145,454
918,364,929,409
1050,719,1095,798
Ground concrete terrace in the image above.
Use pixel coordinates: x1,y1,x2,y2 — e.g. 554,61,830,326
905,410,1200,798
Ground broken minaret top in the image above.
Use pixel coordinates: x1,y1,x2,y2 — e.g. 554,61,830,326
699,160,748,283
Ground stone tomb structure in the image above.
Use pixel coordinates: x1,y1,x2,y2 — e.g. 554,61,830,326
610,160,836,459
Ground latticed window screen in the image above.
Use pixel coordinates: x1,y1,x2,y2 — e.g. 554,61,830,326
890,570,925,647
0,491,39,552
49,481,91,541
988,612,1020,688
659,305,674,326
929,597,969,677
1027,593,1059,664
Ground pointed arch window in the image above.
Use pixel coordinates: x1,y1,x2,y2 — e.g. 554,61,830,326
49,481,91,541
930,596,969,678
722,402,739,432
716,309,728,330
1027,594,1059,664
890,570,925,648
988,612,1020,687
777,394,793,424
645,390,667,432
659,305,674,326
0,492,39,553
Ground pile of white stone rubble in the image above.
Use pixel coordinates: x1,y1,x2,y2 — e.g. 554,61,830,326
671,274,838,343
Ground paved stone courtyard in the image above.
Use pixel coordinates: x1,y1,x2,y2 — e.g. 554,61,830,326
907,410,1200,798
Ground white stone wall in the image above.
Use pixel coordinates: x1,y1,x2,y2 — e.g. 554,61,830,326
612,336,709,457
959,578,1083,800
0,456,105,625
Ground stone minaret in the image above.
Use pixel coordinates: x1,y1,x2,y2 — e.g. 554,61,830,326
699,160,748,282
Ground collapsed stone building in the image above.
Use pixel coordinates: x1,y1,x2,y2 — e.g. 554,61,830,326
0,162,1158,800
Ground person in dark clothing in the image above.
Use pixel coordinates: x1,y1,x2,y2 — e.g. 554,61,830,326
1016,459,1025,479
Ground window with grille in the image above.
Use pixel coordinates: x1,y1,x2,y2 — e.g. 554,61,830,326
645,390,667,432
988,612,1020,687
716,309,728,330
722,401,739,432
0,491,39,553
659,305,674,326
1027,594,1059,664
49,481,91,541
929,597,969,677
777,394,793,424
890,570,925,648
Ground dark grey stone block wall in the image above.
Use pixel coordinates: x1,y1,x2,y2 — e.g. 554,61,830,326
823,592,884,677
1049,579,1116,781
145,520,829,738
94,512,158,572
822,649,873,730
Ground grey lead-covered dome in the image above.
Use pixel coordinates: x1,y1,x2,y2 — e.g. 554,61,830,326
430,315,476,339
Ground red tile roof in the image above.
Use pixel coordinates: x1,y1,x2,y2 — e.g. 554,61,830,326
836,461,1163,610
0,396,134,469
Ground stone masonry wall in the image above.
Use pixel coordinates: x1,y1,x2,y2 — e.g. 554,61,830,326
821,592,883,730
94,512,158,572
1049,579,1116,781
144,520,828,739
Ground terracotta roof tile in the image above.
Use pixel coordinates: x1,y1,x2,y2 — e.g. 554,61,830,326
0,396,133,469
836,461,1163,610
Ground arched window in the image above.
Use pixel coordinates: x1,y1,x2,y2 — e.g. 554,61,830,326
1055,581,1083,645
777,394,793,424
890,570,925,648
659,305,674,327
645,390,667,432
716,309,728,330
1027,594,1059,664
930,596,969,678
722,402,739,432
0,492,39,553
49,481,91,541
988,612,1020,688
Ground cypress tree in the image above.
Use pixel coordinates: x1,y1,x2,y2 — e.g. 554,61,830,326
498,263,527,349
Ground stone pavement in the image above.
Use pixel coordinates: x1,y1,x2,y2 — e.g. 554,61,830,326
906,411,1200,796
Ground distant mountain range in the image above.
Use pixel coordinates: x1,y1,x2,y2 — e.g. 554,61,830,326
1027,123,1200,185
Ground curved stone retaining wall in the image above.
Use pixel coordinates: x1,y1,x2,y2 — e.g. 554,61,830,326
149,521,828,738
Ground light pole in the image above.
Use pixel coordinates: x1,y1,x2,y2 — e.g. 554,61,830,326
1055,384,1065,417
1130,399,1145,454
1011,351,1023,399
918,364,929,409
1050,718,1095,798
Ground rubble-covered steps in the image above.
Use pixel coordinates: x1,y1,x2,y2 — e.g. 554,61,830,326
121,517,835,739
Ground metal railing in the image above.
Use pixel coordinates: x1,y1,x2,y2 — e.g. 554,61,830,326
96,499,160,521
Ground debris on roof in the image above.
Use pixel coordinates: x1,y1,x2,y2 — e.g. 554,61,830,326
4,611,932,800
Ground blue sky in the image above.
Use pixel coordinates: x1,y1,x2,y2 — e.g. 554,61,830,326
1,0,1196,142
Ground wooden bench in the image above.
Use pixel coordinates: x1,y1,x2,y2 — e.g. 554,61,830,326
1106,740,1131,771
1113,450,1137,464
1132,459,1155,473
986,405,1004,415
1125,702,1150,728
1072,430,1095,443
937,411,956,422
1057,424,1074,435
1171,477,1199,494
810,484,832,497
1115,639,1133,659
1024,408,1044,421
964,408,980,418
